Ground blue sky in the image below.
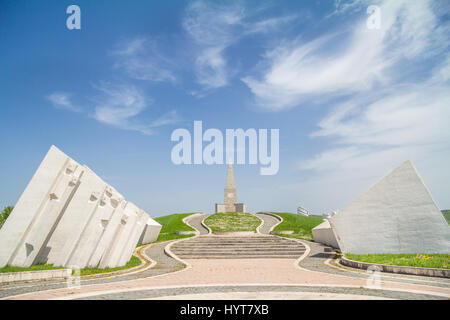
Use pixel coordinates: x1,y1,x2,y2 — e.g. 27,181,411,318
1,0,449,217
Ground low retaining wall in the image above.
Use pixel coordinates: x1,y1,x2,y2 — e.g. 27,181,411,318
212,231,256,236
174,231,197,235
271,230,294,235
0,268,72,284
340,256,450,278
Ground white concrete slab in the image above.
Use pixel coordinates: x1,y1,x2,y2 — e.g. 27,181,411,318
138,217,162,245
46,167,107,267
87,197,126,268
330,161,450,254
312,220,339,249
0,146,162,269
0,146,73,268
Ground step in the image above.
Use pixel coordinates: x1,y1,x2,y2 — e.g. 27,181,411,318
176,255,302,259
172,248,305,253
172,244,303,248
172,251,305,256
180,240,296,245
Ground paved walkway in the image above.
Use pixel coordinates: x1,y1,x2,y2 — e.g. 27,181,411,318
186,213,211,235
254,212,281,234
2,213,449,300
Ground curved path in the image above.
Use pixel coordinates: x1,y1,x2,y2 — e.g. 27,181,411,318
254,212,281,234
2,213,449,300
186,213,211,235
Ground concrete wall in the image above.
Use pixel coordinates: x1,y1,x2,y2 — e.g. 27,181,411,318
215,204,227,213
234,203,246,213
215,203,246,213
138,217,163,244
0,146,161,269
312,220,339,249
330,161,450,254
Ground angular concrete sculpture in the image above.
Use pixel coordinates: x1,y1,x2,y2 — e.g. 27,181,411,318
0,146,161,269
312,220,339,249
138,218,163,245
329,161,450,254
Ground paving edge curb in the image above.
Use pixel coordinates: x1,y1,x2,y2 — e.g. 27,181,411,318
340,256,450,279
0,269,71,284
253,213,264,234
183,213,203,236
201,216,212,235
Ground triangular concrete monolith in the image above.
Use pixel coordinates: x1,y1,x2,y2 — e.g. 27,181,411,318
329,161,450,254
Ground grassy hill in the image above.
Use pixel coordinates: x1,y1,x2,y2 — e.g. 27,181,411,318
154,213,198,242
204,212,261,233
271,212,323,241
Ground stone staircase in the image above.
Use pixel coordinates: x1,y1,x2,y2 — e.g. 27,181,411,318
170,235,306,259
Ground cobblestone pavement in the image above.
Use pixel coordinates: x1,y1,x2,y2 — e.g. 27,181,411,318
73,284,440,300
3,213,449,300
254,212,280,234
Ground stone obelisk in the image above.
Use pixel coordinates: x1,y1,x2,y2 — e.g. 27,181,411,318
224,163,237,212
215,163,245,213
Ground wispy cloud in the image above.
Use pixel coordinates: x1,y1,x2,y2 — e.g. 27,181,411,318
183,1,244,91
149,110,180,128
183,0,296,93
111,36,176,83
47,84,181,135
243,0,450,211
91,82,157,135
242,0,448,110
46,92,81,112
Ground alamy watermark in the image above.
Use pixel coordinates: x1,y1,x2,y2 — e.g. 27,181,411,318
66,265,81,289
366,5,381,30
171,121,279,175
365,265,381,289
66,5,81,30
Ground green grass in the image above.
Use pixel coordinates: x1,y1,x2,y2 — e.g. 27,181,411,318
271,212,323,241
153,213,198,242
0,264,64,273
204,212,261,233
0,206,13,229
78,255,142,276
442,210,450,224
0,256,143,276
346,253,450,269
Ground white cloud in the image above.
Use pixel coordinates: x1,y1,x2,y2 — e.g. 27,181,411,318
251,0,450,211
111,36,176,83
149,110,181,128
92,83,154,134
242,0,447,110
183,1,244,91
88,83,180,135
46,92,80,112
297,84,450,211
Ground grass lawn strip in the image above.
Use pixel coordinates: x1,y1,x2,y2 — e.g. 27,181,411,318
0,264,64,273
154,212,198,242
271,212,323,241
346,253,450,269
